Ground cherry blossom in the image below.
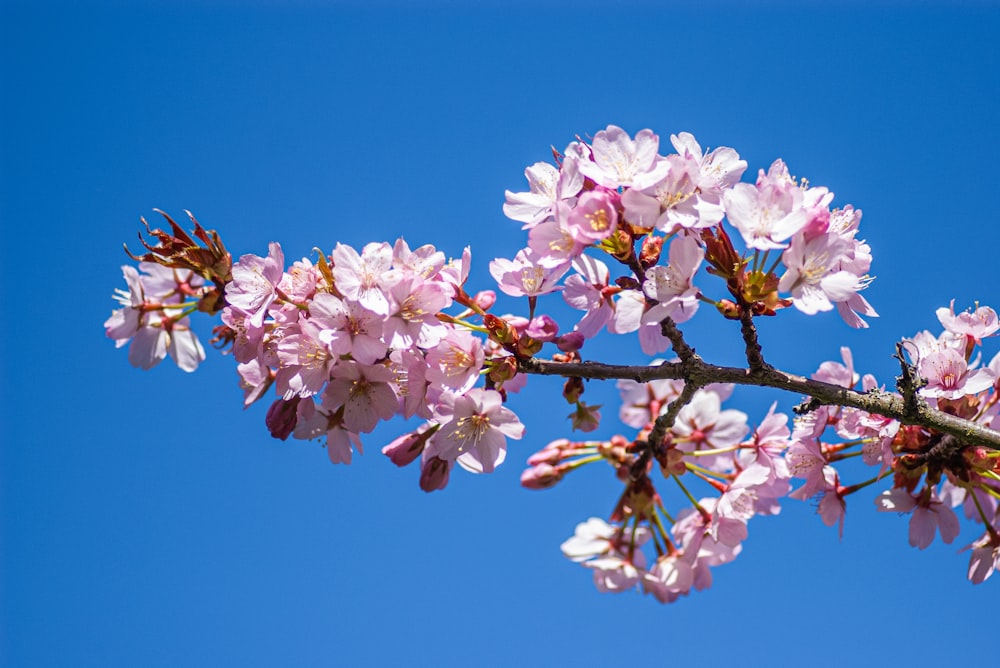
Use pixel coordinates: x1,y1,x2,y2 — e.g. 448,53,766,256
108,126,1000,605
432,388,525,474
570,125,669,190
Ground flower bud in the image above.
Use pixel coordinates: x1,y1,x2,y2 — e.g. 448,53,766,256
527,439,570,466
964,446,992,468
473,290,496,311
639,235,663,269
556,331,585,353
615,276,641,291
526,315,559,342
661,447,687,476
716,299,741,320
266,397,301,441
419,456,451,492
382,429,430,467
520,463,564,489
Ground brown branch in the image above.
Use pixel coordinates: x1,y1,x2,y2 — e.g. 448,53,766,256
737,306,769,372
518,356,1000,451
648,380,700,450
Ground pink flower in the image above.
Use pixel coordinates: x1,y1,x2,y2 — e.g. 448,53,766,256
489,250,568,298
723,159,824,251
670,132,747,190
641,235,704,325
105,265,207,372
562,255,616,338
323,361,398,434
571,125,669,190
331,241,393,315
503,158,584,228
309,293,388,366
226,242,285,327
917,347,995,400
383,275,450,350
391,238,446,281
527,207,587,268
786,433,837,500
937,300,1000,342
432,388,525,473
876,488,961,549
561,517,650,560
672,389,749,470
779,232,862,315
966,532,1000,584
642,554,695,604
425,329,485,394
568,401,601,432
565,189,619,243
275,322,336,399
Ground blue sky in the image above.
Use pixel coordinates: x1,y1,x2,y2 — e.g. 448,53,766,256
3,2,999,666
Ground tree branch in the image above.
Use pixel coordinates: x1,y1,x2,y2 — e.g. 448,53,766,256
518,356,1000,450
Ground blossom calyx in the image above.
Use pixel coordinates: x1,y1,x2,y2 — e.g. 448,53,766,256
483,314,522,356
487,356,519,384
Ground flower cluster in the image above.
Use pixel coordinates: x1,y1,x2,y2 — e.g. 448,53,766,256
106,125,1000,604
220,239,533,480
529,301,1000,602
501,125,876,352
104,262,207,371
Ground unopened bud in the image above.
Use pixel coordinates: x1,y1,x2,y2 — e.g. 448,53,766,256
556,331,585,353
527,439,571,466
419,456,451,492
964,446,992,468
615,276,641,291
265,397,301,441
716,299,740,320
639,235,664,268
526,315,559,342
520,463,565,489
473,290,496,311
661,448,687,476
382,429,430,467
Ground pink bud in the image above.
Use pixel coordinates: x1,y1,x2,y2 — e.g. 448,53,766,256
419,456,451,492
473,290,496,310
266,397,301,440
526,315,559,342
527,439,570,466
556,331,585,352
520,463,564,489
382,430,427,467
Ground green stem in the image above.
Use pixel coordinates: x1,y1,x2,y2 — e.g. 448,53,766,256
672,473,708,517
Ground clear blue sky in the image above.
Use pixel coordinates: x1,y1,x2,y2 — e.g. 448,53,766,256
3,2,999,666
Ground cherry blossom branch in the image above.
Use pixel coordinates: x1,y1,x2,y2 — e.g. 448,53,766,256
737,306,769,372
648,379,700,449
518,356,1000,451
